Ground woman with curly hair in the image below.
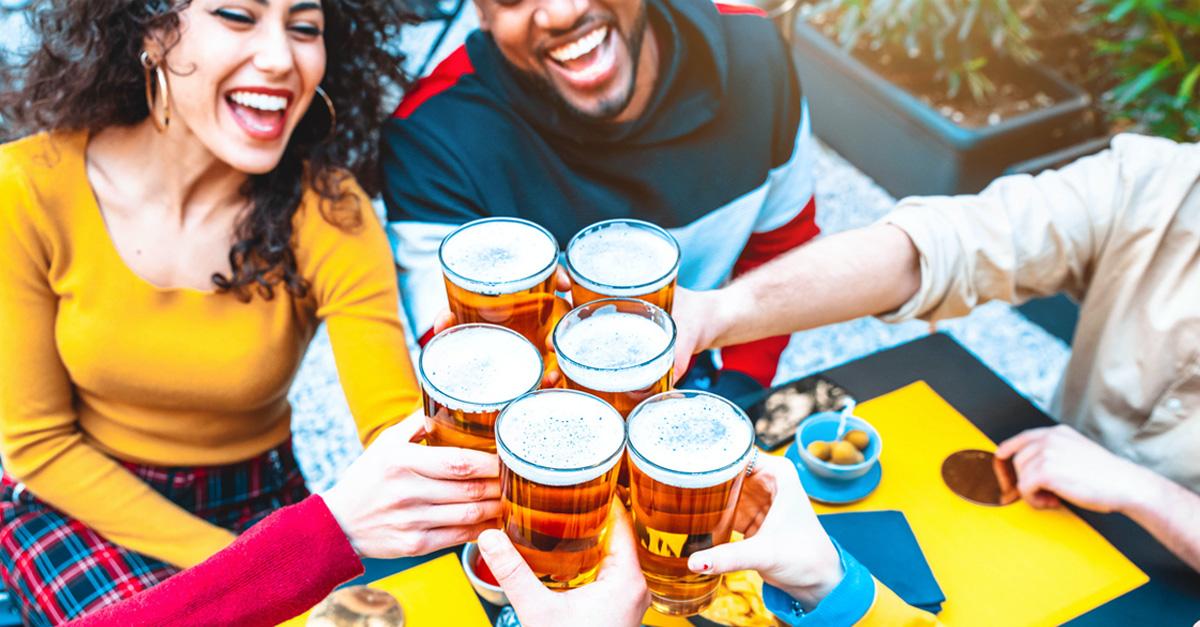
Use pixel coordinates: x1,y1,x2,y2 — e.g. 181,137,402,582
0,2,502,624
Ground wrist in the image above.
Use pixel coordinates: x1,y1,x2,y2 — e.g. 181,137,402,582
1118,464,1172,520
708,286,750,348
776,537,845,611
319,487,363,556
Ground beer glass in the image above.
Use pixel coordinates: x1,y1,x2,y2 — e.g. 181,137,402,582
439,217,559,350
552,298,676,418
496,389,625,589
419,324,543,452
565,219,681,312
626,390,756,616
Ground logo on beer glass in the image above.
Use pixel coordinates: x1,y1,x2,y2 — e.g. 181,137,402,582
419,324,543,452
566,219,680,313
495,389,625,590
439,217,560,351
626,390,756,617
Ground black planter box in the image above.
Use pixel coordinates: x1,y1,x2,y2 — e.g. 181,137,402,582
790,18,1100,198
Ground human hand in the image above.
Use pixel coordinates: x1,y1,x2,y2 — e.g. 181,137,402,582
686,455,843,610
321,413,502,559
477,503,650,627
996,424,1151,513
668,287,731,383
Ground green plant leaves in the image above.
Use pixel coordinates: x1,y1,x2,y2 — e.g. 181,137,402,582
1176,64,1200,109
1111,57,1173,106
1088,0,1200,140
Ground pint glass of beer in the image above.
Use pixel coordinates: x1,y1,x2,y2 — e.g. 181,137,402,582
439,217,559,350
496,389,625,589
626,390,756,616
565,219,680,312
552,298,676,417
419,324,543,452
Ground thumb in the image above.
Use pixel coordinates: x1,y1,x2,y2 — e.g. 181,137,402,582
372,411,426,447
687,538,763,576
477,530,550,608
432,310,456,335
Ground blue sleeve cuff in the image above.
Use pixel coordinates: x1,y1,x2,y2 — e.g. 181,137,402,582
763,540,876,626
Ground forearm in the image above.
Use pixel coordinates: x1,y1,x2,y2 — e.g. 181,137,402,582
72,495,363,627
709,224,921,348
1122,468,1200,572
7,438,236,568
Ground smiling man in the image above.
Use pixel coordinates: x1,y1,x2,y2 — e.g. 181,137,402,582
382,0,817,387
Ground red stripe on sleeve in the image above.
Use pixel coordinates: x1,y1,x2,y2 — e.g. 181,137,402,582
393,46,475,120
715,3,768,17
732,196,819,275
721,196,819,386
418,326,436,348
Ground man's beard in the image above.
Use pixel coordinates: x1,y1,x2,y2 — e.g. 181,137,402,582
507,4,649,123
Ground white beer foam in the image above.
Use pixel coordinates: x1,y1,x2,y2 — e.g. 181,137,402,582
627,394,754,489
421,325,542,412
441,220,558,295
496,391,625,487
568,222,678,296
556,312,673,393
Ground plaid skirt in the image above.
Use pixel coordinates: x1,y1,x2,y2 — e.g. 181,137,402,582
0,441,309,626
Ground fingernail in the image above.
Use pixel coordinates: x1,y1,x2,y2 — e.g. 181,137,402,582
477,529,502,554
688,558,711,573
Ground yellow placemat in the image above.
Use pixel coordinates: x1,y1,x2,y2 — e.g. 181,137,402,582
278,553,492,627
809,381,1147,626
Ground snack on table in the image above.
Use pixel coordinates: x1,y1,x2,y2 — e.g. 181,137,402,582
843,429,871,451
806,440,832,461
307,586,405,627
808,428,872,467
830,440,865,465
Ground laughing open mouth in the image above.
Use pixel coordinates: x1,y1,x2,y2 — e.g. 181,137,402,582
545,25,617,88
225,89,293,141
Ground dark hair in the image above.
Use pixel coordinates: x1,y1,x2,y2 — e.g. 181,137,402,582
0,1,416,301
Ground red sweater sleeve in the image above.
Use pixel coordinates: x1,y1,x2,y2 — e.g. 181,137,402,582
721,197,820,386
70,495,364,627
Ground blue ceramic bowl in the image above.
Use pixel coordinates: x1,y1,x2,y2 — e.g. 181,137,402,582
796,411,882,480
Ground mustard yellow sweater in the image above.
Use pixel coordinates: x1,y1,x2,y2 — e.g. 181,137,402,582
0,132,421,568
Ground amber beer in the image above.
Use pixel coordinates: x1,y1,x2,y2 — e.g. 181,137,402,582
419,324,543,452
496,389,625,589
626,391,756,616
566,219,681,312
552,298,676,417
440,217,559,350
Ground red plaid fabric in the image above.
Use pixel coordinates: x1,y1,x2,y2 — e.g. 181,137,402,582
0,441,309,626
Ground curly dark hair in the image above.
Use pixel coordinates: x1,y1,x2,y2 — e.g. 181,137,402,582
0,1,417,301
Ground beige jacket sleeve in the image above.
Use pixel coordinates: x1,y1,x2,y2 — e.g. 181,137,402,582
877,134,1179,323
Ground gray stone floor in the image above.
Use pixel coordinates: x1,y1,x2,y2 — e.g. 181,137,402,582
289,142,1073,491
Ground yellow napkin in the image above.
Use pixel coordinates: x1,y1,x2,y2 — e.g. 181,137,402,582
810,381,1147,626
278,553,492,627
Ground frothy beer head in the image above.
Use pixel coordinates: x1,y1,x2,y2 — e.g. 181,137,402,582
496,390,626,486
440,218,558,295
420,324,543,411
555,308,674,393
567,220,680,295
627,392,755,489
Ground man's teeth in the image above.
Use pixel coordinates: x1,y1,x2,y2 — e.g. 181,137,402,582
549,26,608,63
229,91,288,112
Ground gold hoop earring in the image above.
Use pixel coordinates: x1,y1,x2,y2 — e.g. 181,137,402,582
140,51,171,133
315,85,336,143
